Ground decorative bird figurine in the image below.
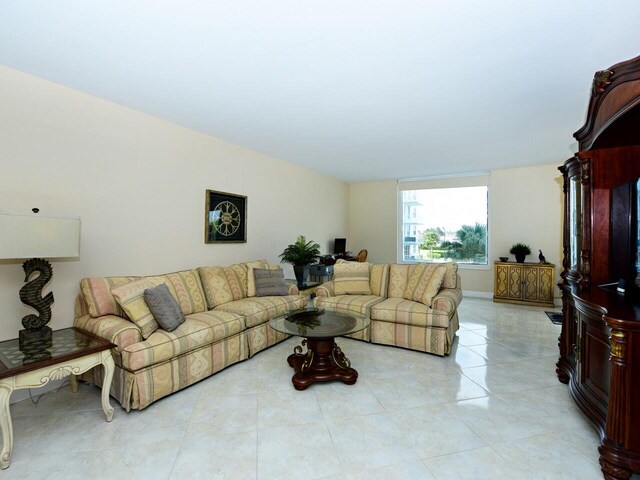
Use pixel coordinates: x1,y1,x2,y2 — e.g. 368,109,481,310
538,250,546,263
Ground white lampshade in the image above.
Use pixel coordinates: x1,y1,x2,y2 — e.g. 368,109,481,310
0,213,80,259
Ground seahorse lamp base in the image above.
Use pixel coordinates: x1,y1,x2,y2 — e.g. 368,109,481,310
19,326,53,351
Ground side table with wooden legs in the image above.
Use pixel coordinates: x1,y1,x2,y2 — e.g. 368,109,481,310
0,327,116,469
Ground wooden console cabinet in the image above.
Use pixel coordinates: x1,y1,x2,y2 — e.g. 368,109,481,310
557,55,640,480
493,261,555,307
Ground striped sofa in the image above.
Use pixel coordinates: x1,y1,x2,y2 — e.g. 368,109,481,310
73,261,305,411
313,262,462,356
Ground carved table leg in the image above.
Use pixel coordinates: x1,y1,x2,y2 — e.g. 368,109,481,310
0,381,14,469
101,353,115,422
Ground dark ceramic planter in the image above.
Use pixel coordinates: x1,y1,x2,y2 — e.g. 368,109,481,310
515,254,527,263
293,265,310,286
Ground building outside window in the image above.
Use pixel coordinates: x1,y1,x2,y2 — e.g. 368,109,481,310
399,185,489,265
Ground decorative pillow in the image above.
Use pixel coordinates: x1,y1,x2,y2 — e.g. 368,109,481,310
333,261,371,295
111,276,176,338
247,260,279,297
254,268,289,296
144,283,186,332
403,264,447,307
80,276,139,318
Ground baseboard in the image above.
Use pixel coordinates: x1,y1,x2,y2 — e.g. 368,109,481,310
463,290,493,299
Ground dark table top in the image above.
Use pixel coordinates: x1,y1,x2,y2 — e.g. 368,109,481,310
0,327,115,379
269,308,370,338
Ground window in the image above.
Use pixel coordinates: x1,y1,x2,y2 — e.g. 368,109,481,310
400,185,488,265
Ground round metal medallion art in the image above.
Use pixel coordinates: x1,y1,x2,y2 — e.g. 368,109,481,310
213,200,241,236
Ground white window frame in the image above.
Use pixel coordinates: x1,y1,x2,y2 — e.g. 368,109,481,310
397,173,490,270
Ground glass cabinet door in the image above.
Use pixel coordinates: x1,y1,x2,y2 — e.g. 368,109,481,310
568,175,582,272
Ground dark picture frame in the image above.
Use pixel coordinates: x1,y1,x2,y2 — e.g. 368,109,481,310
205,190,247,243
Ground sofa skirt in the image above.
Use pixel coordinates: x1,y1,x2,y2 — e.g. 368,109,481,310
344,324,371,342
245,322,289,357
370,312,459,356
81,331,248,411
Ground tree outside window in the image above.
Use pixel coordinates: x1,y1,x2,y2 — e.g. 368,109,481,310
401,186,488,265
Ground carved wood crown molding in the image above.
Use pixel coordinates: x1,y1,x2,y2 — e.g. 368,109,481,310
592,69,614,95
574,55,640,151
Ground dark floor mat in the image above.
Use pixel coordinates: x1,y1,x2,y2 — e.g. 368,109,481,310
545,311,563,325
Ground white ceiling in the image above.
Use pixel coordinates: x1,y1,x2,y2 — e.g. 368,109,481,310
1,1,638,183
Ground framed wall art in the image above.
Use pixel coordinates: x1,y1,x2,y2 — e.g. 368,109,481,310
205,190,247,243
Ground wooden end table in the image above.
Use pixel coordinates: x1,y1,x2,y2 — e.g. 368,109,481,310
0,327,116,469
269,309,370,390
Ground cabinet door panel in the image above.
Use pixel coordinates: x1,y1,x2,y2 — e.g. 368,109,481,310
507,265,523,299
585,331,611,403
494,265,509,298
523,266,539,301
538,266,554,303
575,309,610,408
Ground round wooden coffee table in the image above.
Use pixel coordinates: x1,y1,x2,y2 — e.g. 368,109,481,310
269,309,370,390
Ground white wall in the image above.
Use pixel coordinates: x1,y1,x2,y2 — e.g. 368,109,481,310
0,65,349,341
349,164,564,296
490,164,564,291
348,180,398,263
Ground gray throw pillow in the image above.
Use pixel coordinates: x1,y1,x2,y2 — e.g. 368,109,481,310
143,283,186,332
254,268,289,296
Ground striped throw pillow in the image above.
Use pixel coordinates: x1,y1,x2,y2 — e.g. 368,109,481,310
111,276,178,339
403,264,447,307
80,276,139,318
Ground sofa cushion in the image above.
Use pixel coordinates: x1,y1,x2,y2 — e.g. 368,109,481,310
80,276,139,318
334,261,371,295
388,262,457,296
121,310,245,370
371,298,451,328
214,295,306,328
198,263,249,308
369,264,390,297
314,295,384,316
144,284,186,332
441,262,459,289
403,263,447,307
164,269,207,315
111,276,178,339
254,268,289,296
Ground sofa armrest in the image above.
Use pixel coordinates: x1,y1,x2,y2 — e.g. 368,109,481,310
315,281,335,298
74,314,142,351
287,283,300,295
432,288,463,315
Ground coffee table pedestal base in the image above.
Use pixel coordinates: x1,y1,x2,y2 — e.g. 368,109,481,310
287,337,357,390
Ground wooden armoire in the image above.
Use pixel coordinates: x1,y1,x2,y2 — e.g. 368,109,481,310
557,55,640,480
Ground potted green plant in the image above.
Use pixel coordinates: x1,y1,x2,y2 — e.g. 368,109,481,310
279,235,321,286
510,243,532,263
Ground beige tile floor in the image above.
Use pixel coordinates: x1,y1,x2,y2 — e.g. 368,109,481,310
4,298,618,479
